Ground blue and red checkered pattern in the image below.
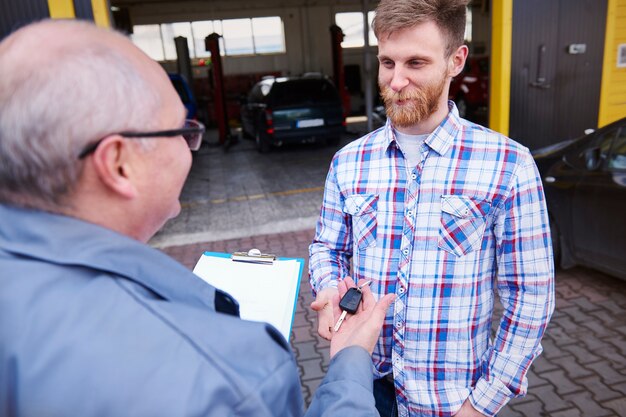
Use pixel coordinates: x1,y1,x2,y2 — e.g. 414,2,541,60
309,103,555,417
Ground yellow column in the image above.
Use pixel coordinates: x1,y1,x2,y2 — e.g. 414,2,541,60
489,0,513,136
47,0,75,19
598,0,626,127
91,0,111,27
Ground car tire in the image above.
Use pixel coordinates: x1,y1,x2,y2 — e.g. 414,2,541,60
255,132,271,153
549,215,561,268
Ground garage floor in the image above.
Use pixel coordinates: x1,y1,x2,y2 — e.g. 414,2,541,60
156,124,626,417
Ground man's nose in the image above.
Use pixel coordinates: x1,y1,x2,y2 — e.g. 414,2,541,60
389,68,410,92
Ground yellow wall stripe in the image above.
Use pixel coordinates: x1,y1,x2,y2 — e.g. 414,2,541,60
91,0,111,27
47,0,75,19
598,0,626,127
489,0,513,137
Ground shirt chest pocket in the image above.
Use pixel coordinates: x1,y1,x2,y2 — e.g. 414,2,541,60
438,195,491,257
344,194,378,250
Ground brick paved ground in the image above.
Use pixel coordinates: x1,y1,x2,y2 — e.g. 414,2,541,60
161,229,626,417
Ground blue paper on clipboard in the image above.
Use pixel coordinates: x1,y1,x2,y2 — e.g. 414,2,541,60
193,251,303,341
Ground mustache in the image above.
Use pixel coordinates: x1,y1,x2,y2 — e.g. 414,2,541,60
380,87,426,103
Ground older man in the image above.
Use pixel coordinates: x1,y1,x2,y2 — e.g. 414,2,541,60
0,20,394,416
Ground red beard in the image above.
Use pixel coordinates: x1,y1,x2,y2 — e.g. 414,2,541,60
380,73,447,128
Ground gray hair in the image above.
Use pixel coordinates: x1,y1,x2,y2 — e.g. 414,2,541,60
0,20,161,210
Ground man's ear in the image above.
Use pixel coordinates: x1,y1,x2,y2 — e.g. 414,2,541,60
90,135,138,199
448,44,469,78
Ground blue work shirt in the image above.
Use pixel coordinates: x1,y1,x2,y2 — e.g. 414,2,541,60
0,204,378,416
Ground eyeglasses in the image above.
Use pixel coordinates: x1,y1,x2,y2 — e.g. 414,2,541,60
78,119,205,159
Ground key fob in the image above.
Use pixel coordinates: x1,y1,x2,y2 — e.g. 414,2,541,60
339,287,363,314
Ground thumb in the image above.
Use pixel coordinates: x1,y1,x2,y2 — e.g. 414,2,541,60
310,299,327,312
372,294,395,319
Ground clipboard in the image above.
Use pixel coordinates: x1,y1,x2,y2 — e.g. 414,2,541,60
193,249,303,341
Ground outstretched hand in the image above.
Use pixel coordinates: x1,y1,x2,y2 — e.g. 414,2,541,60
327,277,395,358
310,286,340,341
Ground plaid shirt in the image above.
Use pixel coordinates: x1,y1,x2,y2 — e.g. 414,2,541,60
309,104,555,417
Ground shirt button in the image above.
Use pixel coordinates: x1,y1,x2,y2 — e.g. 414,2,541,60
407,210,413,216
402,249,409,255
398,287,405,294
411,174,417,180
396,321,402,328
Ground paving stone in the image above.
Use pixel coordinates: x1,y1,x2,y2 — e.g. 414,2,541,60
578,320,621,339
550,355,594,379
569,296,603,312
547,325,579,347
611,381,626,395
539,337,562,360
292,325,315,343
526,368,550,387
577,374,622,402
598,299,626,316
608,338,626,357
564,391,614,417
584,360,626,385
533,384,574,413
298,358,326,381
509,398,547,416
532,355,561,373
559,305,595,324
496,405,525,417
596,345,626,369
562,344,603,364
540,369,584,395
614,325,626,338
604,397,626,417
294,340,322,361
549,409,582,417
301,378,323,407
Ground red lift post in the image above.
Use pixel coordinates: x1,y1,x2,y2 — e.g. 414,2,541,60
205,33,230,145
330,24,350,117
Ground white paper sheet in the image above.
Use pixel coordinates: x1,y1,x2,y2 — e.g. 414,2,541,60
193,253,302,341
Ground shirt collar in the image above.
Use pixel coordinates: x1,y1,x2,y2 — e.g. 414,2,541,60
0,203,217,312
382,100,462,157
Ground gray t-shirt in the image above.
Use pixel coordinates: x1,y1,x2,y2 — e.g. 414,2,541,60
394,129,429,168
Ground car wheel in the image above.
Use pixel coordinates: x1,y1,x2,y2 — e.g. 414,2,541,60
455,96,469,119
549,215,561,268
255,132,270,153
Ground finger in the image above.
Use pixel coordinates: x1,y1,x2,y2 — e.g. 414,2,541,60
316,309,334,340
358,282,376,311
331,291,342,320
337,279,349,299
371,294,396,321
310,299,327,312
343,276,356,288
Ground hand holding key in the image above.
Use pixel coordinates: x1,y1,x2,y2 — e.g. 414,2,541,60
329,277,396,358
334,280,371,332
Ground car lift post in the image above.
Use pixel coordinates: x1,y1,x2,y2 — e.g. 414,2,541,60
205,33,230,146
330,24,350,117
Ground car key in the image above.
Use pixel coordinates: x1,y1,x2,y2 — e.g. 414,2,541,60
333,280,371,332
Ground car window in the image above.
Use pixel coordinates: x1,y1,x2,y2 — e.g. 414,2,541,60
565,128,617,170
608,127,626,171
269,80,339,106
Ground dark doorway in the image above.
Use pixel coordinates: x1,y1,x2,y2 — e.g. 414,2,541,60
509,0,607,150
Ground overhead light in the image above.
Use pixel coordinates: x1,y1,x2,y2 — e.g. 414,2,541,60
110,6,120,12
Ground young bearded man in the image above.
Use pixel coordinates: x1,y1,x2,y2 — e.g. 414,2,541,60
309,1,555,416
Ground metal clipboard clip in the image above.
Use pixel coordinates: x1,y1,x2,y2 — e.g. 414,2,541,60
231,248,276,265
